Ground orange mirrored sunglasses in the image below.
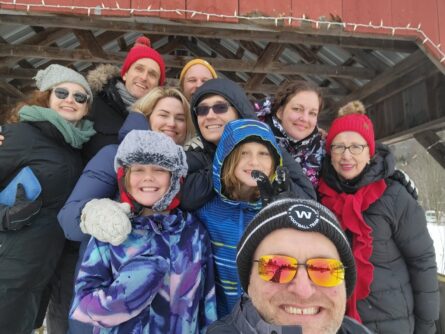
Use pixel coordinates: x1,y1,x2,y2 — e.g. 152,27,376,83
253,255,345,287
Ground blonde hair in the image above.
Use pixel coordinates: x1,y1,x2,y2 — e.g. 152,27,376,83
221,142,277,202
338,100,366,117
132,87,195,145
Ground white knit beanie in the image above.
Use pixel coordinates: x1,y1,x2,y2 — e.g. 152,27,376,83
34,64,93,100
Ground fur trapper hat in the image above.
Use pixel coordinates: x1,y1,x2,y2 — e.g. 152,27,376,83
114,130,188,212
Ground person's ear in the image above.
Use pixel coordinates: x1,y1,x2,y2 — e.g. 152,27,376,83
276,107,284,121
122,72,127,82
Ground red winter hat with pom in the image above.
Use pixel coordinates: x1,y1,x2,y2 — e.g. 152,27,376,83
325,100,375,156
120,36,166,85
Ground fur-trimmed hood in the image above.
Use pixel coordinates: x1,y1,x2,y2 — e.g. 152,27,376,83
87,64,121,94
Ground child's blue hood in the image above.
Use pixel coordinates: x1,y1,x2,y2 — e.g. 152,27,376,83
213,119,282,205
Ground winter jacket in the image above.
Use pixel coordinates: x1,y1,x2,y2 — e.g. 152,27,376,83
82,65,128,163
264,114,325,188
58,144,118,242
196,119,284,317
0,120,84,333
182,79,316,211
207,295,373,334
320,144,439,334
70,209,217,334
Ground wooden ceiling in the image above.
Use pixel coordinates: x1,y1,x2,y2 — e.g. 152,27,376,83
0,11,444,167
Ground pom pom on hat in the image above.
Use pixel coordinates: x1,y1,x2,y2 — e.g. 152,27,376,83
121,36,166,86
325,100,375,156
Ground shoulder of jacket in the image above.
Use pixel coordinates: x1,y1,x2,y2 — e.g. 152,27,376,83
87,64,121,94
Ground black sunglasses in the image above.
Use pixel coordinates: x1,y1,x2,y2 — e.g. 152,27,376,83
53,87,89,104
194,102,230,117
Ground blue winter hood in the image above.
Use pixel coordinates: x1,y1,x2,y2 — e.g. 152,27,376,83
213,119,283,204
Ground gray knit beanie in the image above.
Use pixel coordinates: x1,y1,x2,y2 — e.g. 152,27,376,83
34,64,93,100
237,198,356,297
114,130,188,212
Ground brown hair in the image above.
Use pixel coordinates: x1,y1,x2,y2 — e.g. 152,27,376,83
221,141,277,202
6,90,51,123
272,80,323,115
132,86,195,145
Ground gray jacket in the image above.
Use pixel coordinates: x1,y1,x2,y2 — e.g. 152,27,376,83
207,296,373,334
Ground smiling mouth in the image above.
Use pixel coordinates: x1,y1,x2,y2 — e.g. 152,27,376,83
135,83,148,90
139,187,159,192
283,305,320,315
206,124,222,130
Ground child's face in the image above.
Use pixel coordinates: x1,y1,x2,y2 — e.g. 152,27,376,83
127,164,171,207
234,142,274,189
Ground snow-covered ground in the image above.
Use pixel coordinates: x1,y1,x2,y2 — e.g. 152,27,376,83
427,223,445,275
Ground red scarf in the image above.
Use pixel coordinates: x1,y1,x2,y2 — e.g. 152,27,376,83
318,178,386,322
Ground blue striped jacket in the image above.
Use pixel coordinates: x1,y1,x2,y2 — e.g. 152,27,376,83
196,119,282,318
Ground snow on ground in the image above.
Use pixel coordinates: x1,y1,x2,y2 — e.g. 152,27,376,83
427,223,445,275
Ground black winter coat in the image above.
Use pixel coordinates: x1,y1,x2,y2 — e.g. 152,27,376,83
0,121,84,333
321,144,439,334
82,68,128,163
181,79,316,210
208,296,373,334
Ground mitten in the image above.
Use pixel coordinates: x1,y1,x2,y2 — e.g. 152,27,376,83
390,169,418,200
80,198,131,246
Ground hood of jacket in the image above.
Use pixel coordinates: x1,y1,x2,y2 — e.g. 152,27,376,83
190,78,258,153
87,64,121,94
213,119,282,207
322,142,395,194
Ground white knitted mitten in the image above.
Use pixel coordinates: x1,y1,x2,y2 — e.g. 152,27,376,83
80,198,131,246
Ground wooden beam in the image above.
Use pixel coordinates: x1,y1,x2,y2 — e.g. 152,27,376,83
0,13,418,53
0,80,25,98
245,42,285,90
73,30,108,59
381,117,445,145
0,43,375,79
413,130,445,169
326,50,427,118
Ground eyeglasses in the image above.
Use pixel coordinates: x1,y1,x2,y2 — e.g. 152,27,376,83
53,87,89,104
194,102,231,117
253,255,345,287
330,144,368,155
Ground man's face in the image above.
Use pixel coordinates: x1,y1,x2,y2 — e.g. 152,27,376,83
123,58,161,98
196,95,238,145
248,228,346,334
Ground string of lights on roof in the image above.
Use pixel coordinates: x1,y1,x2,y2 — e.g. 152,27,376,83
1,1,444,63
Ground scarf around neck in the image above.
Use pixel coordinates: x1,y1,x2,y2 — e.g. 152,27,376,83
115,81,137,113
272,115,324,187
19,105,96,149
318,174,386,322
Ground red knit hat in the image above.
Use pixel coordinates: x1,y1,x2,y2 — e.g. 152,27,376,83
325,100,375,156
120,36,166,86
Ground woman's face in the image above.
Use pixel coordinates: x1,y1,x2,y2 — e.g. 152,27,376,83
127,164,171,207
330,131,370,180
276,91,320,141
182,64,214,100
234,142,274,192
149,97,187,145
49,83,89,123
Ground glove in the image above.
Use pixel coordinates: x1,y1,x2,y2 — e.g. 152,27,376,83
390,169,418,200
252,166,295,207
80,198,132,246
0,184,42,231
